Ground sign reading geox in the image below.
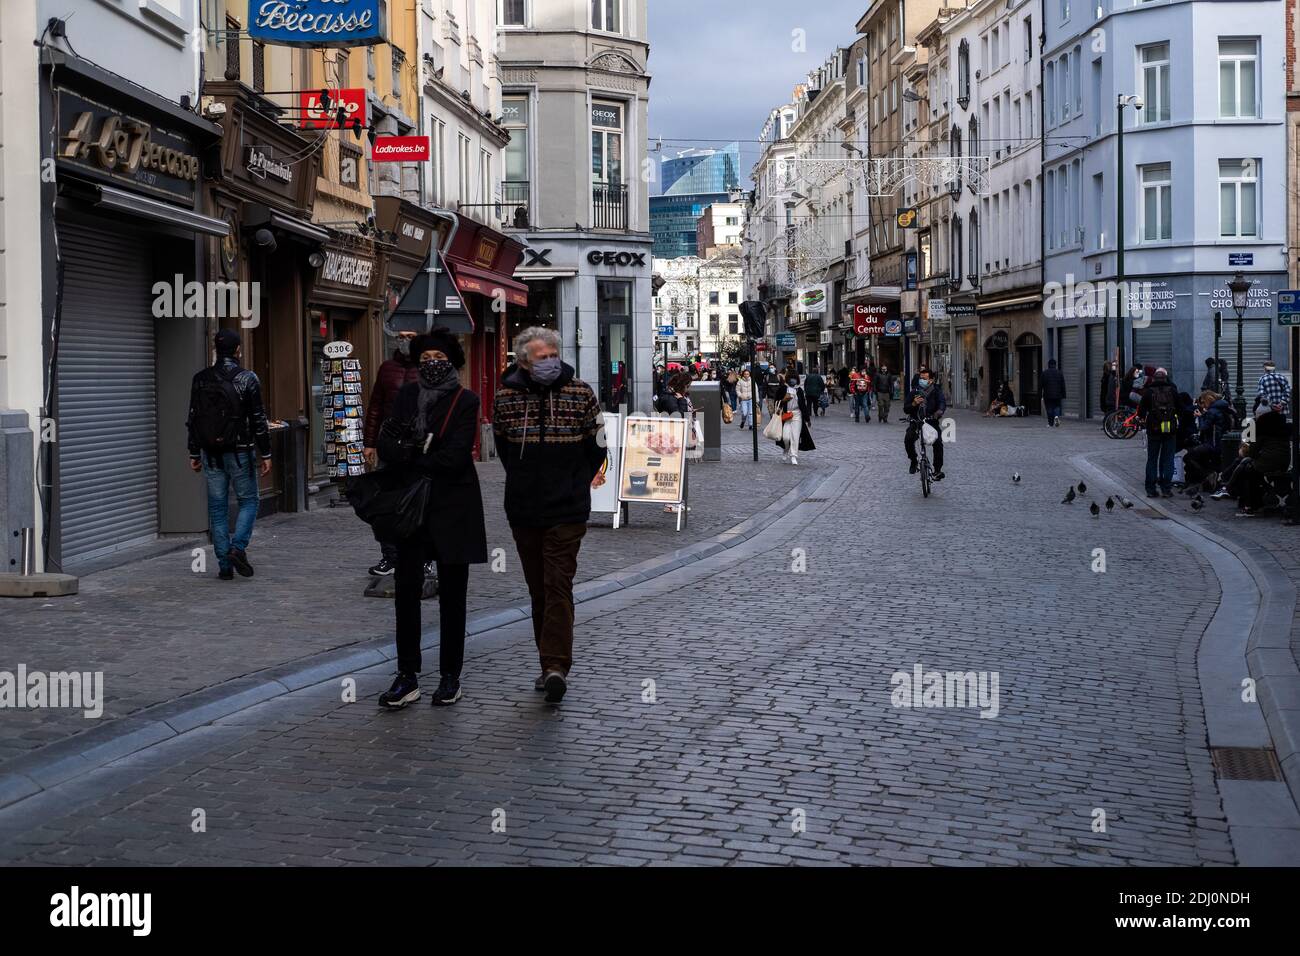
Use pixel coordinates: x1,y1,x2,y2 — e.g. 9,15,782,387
248,0,387,47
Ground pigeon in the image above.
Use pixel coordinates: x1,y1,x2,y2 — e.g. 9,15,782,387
1012,473,1022,484
1191,499,1204,512
1106,496,1115,513
1090,501,1100,517
1062,487,1077,504
1119,496,1135,510
1077,481,1088,494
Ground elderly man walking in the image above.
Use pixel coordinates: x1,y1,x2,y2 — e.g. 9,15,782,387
494,327,608,703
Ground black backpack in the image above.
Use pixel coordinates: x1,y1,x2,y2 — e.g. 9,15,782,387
192,366,245,453
1147,385,1178,436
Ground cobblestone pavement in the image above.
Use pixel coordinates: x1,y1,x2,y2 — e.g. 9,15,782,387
0,437,810,764
0,405,1244,865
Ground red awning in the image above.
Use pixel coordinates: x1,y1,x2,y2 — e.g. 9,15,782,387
447,260,529,308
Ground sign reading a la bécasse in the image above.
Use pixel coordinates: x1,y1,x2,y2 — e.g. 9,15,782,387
248,0,387,48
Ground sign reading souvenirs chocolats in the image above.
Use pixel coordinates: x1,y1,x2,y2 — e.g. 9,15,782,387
56,89,200,204
248,0,387,47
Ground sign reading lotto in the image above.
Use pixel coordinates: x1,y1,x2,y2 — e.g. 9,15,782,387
372,136,430,162
300,88,367,129
851,304,889,335
618,416,688,505
248,0,387,47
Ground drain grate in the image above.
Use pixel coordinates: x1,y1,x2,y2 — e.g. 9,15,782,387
802,498,829,503
1211,747,1283,781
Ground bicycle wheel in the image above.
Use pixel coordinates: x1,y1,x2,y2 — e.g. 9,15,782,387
920,455,932,497
1103,409,1123,439
1119,417,1141,440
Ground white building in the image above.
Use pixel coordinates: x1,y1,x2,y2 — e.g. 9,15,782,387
696,201,746,258
741,100,799,348
651,251,745,362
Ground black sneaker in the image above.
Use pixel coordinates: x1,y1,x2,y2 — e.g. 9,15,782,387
932,471,945,482
533,674,547,692
218,568,234,581
543,671,567,704
909,460,919,474
379,673,420,709
368,558,396,576
229,548,254,578
431,675,462,706
1161,490,1175,498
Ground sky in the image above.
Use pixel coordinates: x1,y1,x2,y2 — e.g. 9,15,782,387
646,0,861,183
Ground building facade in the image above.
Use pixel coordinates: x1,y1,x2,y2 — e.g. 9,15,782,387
742,101,799,358
696,201,746,258
497,0,654,413
650,143,741,257
1044,0,1288,419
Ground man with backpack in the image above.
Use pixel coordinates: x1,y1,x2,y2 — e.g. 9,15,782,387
187,329,272,580
1138,367,1180,498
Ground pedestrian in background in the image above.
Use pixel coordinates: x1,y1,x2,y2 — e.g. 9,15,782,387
1040,359,1066,427
1138,367,1181,498
874,364,896,423
494,327,607,704
1100,361,1118,415
779,373,814,465
187,329,272,581
735,367,754,430
766,371,787,420
376,329,487,710
803,366,826,417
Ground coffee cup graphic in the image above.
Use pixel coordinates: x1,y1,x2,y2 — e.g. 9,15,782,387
629,469,650,494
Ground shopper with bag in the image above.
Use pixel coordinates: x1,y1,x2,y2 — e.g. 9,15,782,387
775,373,815,465
735,368,754,430
904,366,946,481
371,329,487,710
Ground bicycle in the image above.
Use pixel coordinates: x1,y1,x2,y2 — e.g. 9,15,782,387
1103,405,1143,440
909,414,935,497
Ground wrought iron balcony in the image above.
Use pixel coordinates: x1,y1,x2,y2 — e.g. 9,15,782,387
593,181,628,230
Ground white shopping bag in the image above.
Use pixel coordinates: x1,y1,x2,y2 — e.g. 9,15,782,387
1172,450,1186,485
921,422,939,445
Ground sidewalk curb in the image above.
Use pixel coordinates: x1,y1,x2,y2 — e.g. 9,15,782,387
1077,452,1300,819
0,466,829,810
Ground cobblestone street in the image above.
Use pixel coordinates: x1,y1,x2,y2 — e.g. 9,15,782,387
5,404,1292,866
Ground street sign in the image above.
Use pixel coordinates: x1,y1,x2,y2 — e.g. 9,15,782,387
658,325,675,337
1229,253,1254,267
776,332,796,348
1279,291,1300,327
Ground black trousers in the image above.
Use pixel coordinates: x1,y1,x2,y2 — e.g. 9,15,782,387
905,418,944,471
394,538,469,678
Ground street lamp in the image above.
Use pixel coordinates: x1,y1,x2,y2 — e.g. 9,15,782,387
1115,93,1143,388
1229,271,1251,419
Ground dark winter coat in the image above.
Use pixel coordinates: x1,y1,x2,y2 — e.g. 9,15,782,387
364,349,420,447
492,363,607,528
186,356,272,461
1138,381,1181,438
1197,398,1233,455
803,372,825,399
1100,368,1118,412
657,392,691,416
1040,367,1067,402
382,383,488,564
873,371,896,395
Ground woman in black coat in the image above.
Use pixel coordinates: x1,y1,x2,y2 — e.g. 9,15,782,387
377,328,488,710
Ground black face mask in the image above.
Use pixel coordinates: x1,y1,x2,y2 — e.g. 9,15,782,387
419,359,455,388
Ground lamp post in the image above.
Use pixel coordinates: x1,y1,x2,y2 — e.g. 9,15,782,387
1115,94,1143,387
1229,271,1251,420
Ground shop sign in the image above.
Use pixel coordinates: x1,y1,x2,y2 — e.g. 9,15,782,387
851,304,889,335
884,319,903,337
896,207,918,229
905,251,918,290
247,147,292,183
776,332,797,348
300,88,367,129
587,250,648,267
618,416,687,505
249,0,387,48
320,250,375,290
56,89,200,204
592,103,623,129
797,285,828,313
323,340,354,359
1206,278,1274,314
946,302,977,322
927,299,947,321
590,413,622,516
373,136,430,162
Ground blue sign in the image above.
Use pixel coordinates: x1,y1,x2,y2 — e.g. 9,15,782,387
247,1,387,48
1278,290,1300,327
884,319,903,337
776,332,797,349
658,325,675,337
1228,253,1254,267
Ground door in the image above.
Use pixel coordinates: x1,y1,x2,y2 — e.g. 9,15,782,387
597,279,632,411
1017,340,1042,413
1086,322,1107,418
56,219,159,565
1058,326,1081,418
985,347,1009,407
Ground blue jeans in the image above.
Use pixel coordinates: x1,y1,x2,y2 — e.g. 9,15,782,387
853,393,870,421
1146,434,1177,494
737,399,753,428
204,451,260,572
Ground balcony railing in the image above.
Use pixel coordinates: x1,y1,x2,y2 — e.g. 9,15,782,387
593,181,628,230
458,180,531,229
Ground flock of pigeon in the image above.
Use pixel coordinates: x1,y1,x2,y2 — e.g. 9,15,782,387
1010,472,1213,515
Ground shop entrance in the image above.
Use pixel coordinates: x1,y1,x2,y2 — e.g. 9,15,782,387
309,309,362,481
1016,333,1042,414
597,280,633,410
984,330,1010,408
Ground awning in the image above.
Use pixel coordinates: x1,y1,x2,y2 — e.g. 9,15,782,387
447,260,529,307
95,185,229,237
243,204,330,243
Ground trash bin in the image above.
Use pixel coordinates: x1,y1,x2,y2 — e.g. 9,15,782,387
268,418,309,514
691,382,721,462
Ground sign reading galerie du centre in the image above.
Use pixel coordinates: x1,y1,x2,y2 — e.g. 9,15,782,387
248,0,388,47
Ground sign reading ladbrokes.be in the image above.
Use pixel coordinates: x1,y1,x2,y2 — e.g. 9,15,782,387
372,136,430,162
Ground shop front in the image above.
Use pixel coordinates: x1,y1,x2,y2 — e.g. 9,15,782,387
42,52,229,569
946,301,979,409
977,298,1042,413
205,80,324,512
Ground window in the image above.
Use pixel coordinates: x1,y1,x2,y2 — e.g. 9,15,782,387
502,95,529,191
1219,159,1258,237
1060,0,1070,21
1218,38,1259,118
1073,45,1082,111
1060,54,1071,120
728,315,739,335
500,0,526,26
1139,43,1170,123
897,0,905,45
591,100,624,185
919,229,932,278
709,315,720,335
1140,163,1172,241
857,54,867,87
728,291,739,304
1045,61,1055,125
1024,17,1033,62
709,291,720,305
969,210,980,279
429,117,446,205
479,149,492,206
591,0,620,33
252,41,265,92
1045,169,1055,249
951,216,964,284
957,40,971,107
337,49,351,88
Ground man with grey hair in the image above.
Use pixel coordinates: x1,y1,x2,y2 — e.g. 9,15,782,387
494,326,607,704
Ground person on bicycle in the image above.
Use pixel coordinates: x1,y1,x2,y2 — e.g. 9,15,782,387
905,365,946,481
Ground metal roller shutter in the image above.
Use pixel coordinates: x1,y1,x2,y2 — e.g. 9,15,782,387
1132,320,1173,376
1085,323,1106,418
1238,319,1273,406
56,219,159,564
1058,326,1081,418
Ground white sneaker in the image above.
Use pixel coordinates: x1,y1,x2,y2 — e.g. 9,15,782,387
790,455,798,465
